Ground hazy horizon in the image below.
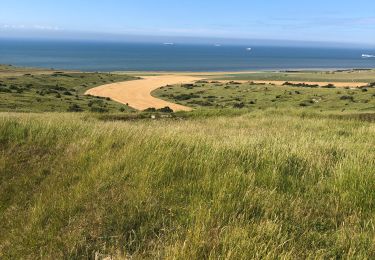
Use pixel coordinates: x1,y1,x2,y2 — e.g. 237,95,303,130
1,0,375,48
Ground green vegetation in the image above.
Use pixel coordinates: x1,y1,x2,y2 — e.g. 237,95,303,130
0,70,137,112
153,81,375,111
213,69,375,82
1,110,375,258
0,64,54,77
1,65,375,258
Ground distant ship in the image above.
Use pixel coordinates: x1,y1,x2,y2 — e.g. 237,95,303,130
163,43,175,46
246,48,252,51
362,54,375,58
214,44,221,47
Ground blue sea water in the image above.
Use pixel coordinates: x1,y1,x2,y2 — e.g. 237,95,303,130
0,39,374,71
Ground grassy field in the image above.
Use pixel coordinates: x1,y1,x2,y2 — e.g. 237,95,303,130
212,69,375,82
0,65,375,258
0,68,137,112
0,110,374,258
153,81,375,111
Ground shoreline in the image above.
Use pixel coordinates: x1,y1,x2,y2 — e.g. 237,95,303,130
109,67,375,75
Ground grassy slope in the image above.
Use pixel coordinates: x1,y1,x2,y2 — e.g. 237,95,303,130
0,71,138,113
1,110,375,258
213,69,375,82
0,64,55,77
153,81,375,111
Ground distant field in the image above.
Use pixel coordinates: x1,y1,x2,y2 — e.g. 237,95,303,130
213,69,375,83
0,64,57,77
153,81,375,112
0,68,137,112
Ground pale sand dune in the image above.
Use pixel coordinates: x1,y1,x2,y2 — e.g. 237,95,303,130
85,75,202,112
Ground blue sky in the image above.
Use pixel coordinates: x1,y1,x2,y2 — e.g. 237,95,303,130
0,0,374,46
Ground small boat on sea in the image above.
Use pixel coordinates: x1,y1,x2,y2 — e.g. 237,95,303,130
163,43,175,46
246,48,252,51
362,54,375,58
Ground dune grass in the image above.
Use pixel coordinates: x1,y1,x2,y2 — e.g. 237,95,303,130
1,109,374,259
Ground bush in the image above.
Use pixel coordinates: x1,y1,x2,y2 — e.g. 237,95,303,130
283,82,319,88
233,102,245,109
340,95,354,102
322,84,336,88
144,107,157,112
181,84,195,89
67,104,83,112
173,93,200,100
158,106,174,113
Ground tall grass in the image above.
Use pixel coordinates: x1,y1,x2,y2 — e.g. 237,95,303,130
0,110,374,258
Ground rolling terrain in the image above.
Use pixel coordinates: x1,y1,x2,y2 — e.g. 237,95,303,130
0,65,374,258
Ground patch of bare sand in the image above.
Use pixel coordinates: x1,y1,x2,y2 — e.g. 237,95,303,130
85,75,202,112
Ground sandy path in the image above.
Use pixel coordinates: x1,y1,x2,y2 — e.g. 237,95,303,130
85,75,202,111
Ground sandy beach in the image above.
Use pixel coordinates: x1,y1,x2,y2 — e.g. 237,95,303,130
85,75,202,111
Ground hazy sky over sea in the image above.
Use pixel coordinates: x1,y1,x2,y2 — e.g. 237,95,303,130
1,0,374,46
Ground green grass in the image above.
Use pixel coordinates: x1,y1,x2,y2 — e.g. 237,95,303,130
213,69,375,82
0,71,138,113
0,64,56,77
153,81,375,112
1,65,375,258
1,110,375,258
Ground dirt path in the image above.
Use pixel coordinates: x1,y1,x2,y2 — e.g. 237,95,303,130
85,75,202,111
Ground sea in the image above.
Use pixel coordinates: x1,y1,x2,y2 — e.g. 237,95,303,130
0,39,374,72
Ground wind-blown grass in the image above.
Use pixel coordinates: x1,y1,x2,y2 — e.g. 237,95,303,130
0,110,374,258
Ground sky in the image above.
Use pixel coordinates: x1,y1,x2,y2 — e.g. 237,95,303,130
0,0,374,46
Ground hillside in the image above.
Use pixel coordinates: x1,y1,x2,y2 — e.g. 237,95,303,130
1,110,374,258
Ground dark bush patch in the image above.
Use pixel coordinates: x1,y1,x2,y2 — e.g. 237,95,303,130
189,100,214,107
340,95,354,102
181,84,195,89
67,104,83,112
144,107,157,112
283,82,319,88
233,102,245,109
173,93,200,101
322,84,336,88
158,106,174,113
